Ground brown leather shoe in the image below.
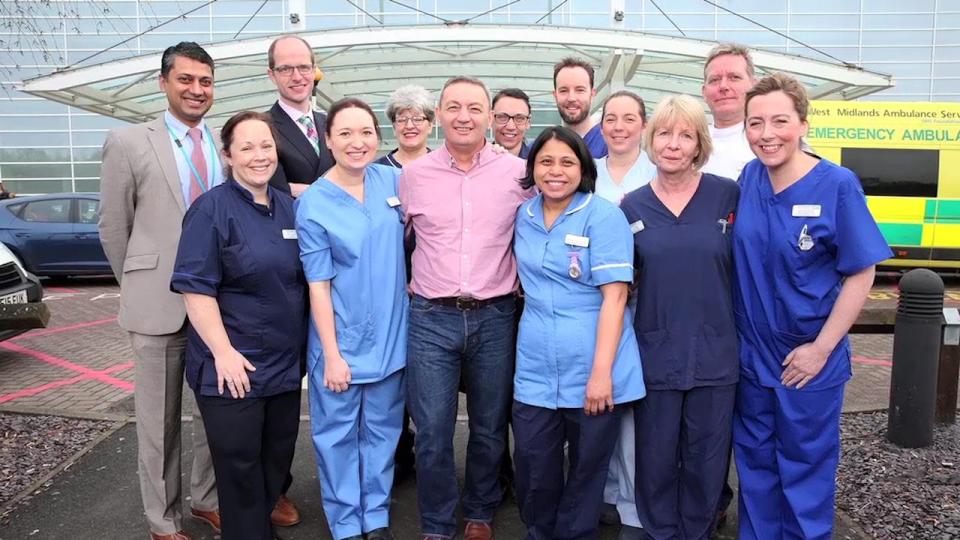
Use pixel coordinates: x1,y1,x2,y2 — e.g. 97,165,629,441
271,494,301,527
190,507,221,534
463,520,493,540
149,531,191,540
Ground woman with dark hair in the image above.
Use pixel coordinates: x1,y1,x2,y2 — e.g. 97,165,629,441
296,97,406,540
733,73,890,540
171,110,306,540
512,125,645,540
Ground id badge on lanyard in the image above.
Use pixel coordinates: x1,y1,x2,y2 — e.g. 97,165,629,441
166,123,218,196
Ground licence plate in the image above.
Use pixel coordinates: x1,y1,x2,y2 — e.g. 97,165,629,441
0,290,27,305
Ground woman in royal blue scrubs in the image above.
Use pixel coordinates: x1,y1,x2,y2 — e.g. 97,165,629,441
171,111,306,540
296,98,406,540
620,94,740,540
512,126,645,540
732,73,891,540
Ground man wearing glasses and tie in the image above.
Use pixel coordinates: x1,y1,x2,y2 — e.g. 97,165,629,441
267,35,336,197
491,88,533,159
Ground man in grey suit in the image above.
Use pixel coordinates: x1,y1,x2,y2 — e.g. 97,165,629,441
99,42,221,540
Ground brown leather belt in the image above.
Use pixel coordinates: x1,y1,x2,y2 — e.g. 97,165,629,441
425,294,516,310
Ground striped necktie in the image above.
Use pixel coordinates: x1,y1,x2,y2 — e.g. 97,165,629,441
298,114,320,155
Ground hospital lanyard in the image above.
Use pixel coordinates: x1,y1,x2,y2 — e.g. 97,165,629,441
165,122,218,196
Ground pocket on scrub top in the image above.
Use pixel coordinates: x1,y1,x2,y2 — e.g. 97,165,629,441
336,314,375,357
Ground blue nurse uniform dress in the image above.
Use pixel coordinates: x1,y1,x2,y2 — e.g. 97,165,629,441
171,178,306,540
620,173,740,539
512,190,645,540
732,158,891,540
295,163,408,540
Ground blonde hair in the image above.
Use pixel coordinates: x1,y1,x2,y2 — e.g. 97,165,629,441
746,72,810,122
643,94,713,170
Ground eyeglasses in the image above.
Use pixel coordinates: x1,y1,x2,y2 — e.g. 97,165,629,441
393,116,429,127
493,112,531,126
272,64,314,77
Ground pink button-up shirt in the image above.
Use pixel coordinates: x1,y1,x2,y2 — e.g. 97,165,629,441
399,141,530,300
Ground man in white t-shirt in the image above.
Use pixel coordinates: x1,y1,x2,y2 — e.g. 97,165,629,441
701,43,757,181
701,42,756,532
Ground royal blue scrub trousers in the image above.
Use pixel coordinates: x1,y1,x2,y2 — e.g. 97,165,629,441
512,400,622,540
734,376,845,540
195,389,301,540
634,385,736,540
310,369,405,540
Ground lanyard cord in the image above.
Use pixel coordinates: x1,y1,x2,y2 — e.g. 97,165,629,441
165,122,219,196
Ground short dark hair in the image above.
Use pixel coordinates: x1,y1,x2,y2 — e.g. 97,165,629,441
325,97,382,139
160,42,214,78
520,126,597,193
553,57,595,89
267,35,315,69
602,90,646,120
492,88,530,113
220,111,278,177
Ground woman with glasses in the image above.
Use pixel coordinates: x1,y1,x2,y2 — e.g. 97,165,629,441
376,85,435,168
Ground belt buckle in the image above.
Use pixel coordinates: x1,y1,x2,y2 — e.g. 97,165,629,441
455,297,477,310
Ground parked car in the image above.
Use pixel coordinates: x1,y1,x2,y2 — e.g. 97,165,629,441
0,193,111,277
0,242,49,340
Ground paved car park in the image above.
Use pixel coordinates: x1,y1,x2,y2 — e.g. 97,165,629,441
0,276,954,539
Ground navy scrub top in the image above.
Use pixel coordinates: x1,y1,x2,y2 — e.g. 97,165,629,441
732,158,892,391
620,173,740,391
171,178,307,398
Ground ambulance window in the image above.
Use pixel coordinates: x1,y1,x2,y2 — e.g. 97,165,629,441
841,148,938,197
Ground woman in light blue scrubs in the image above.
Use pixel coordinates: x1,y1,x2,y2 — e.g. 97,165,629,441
732,73,891,540
594,90,655,539
512,126,645,540
295,98,406,540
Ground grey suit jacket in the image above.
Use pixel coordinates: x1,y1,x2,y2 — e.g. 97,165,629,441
99,117,196,336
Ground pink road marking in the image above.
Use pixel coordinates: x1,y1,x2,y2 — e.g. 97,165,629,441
853,355,892,367
44,286,81,294
0,341,134,391
0,361,133,403
10,317,118,340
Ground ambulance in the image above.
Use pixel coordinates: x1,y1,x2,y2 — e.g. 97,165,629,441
806,101,960,268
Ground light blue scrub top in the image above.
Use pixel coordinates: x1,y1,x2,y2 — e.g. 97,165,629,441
514,191,646,409
593,152,656,204
732,158,892,391
295,163,408,384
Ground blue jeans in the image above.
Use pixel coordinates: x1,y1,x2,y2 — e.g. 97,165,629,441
406,294,517,537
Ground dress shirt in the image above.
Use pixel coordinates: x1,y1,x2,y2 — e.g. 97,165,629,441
277,98,314,139
399,141,529,300
163,110,223,206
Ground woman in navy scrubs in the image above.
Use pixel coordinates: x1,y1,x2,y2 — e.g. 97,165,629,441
732,73,891,540
620,94,739,540
171,111,306,540
512,126,645,540
296,98,406,540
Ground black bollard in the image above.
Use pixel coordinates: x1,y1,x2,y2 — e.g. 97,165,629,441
888,268,944,448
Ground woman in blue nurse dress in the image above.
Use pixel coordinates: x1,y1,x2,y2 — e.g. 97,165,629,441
295,98,407,540
732,73,892,540
512,125,645,540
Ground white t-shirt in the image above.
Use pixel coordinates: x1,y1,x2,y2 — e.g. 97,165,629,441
702,123,755,181
594,152,657,204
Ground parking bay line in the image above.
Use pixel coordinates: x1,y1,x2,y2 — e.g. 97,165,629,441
9,317,118,340
0,341,134,391
0,362,133,403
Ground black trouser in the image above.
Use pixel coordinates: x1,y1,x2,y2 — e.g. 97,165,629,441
196,389,300,540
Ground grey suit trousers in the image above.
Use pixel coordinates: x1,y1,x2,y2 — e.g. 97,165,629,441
130,328,217,535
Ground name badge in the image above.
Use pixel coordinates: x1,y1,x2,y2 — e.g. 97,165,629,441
792,204,821,217
630,220,645,234
282,229,298,240
564,234,590,248
386,196,401,208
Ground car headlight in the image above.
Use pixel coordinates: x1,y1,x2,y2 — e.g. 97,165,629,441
0,242,28,276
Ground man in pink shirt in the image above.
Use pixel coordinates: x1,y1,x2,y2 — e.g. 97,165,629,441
399,76,529,540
